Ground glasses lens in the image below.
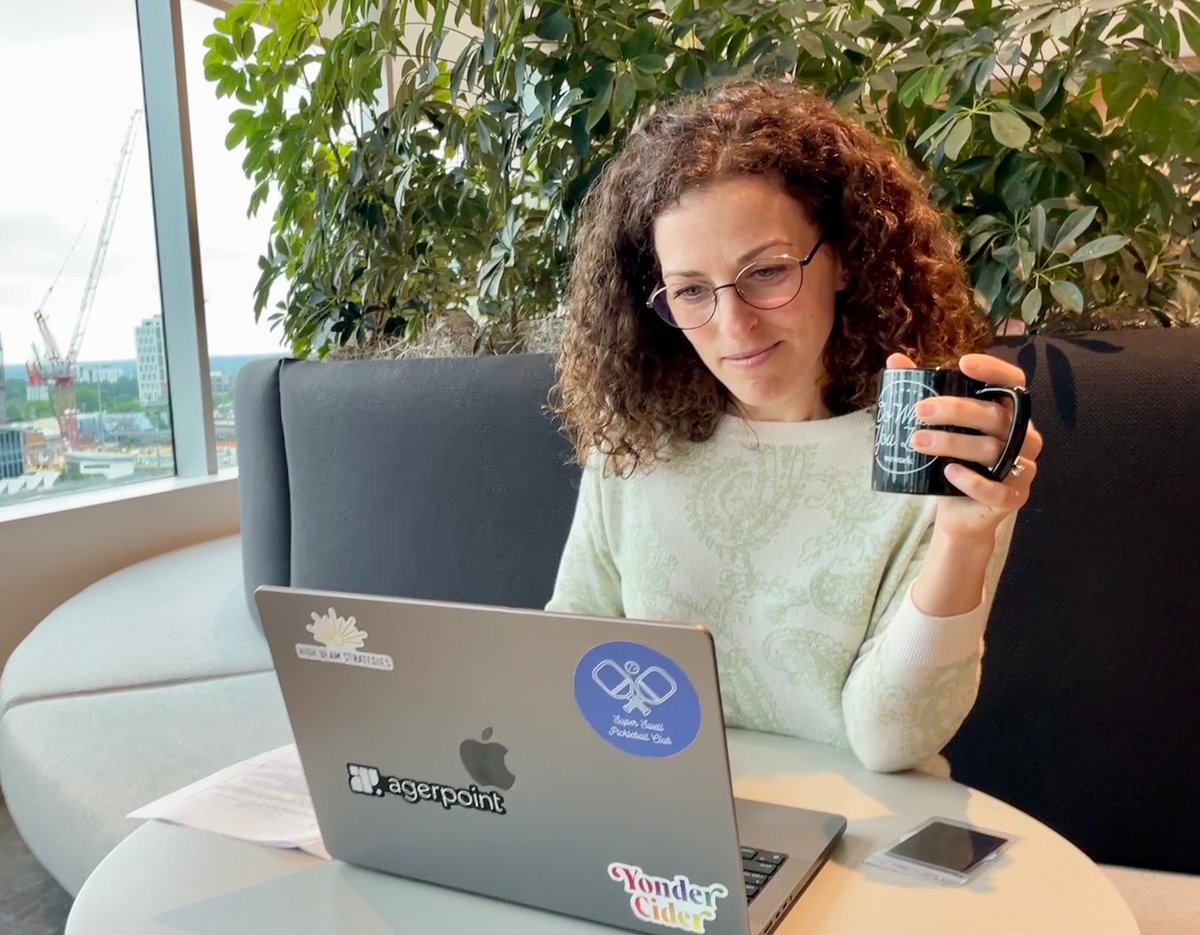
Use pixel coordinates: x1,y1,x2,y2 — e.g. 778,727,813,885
653,284,714,329
650,291,678,326
736,258,804,310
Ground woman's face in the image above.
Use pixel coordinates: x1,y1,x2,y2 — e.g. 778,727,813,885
651,174,847,422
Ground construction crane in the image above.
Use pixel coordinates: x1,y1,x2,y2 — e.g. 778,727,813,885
27,109,141,450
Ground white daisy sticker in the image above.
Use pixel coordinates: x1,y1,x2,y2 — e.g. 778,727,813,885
306,608,368,649
296,607,393,671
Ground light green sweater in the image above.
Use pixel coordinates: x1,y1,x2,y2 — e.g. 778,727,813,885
546,408,1015,772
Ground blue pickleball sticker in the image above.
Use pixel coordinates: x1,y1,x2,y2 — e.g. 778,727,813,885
574,641,701,758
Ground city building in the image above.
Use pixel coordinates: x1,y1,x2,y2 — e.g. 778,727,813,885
76,365,125,384
63,450,136,480
135,316,168,406
20,429,48,468
76,411,154,444
0,426,24,479
210,370,232,394
0,472,55,498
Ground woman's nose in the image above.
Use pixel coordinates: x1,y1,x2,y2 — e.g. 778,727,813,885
715,287,759,337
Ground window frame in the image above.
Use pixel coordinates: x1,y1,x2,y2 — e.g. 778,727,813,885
136,0,221,479
0,0,369,521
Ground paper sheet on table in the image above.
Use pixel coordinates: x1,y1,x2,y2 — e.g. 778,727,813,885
128,744,330,860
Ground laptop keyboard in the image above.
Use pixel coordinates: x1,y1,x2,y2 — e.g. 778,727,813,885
739,846,788,901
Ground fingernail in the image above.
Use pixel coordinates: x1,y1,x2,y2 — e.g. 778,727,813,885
915,401,936,421
910,431,932,449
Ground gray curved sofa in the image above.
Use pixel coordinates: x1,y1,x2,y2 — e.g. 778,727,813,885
0,537,289,894
1,333,1198,904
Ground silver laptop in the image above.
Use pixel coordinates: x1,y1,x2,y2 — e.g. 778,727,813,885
257,585,846,935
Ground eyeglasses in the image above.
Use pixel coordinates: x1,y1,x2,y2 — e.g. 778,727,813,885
648,235,827,330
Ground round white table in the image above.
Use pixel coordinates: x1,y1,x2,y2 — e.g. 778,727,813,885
66,730,1140,935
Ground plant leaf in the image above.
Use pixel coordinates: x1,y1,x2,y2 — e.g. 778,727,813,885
1052,206,1098,256
973,261,1006,313
989,110,1031,149
534,10,570,41
1049,280,1084,313
869,69,897,93
974,53,997,96
921,65,946,105
797,30,826,59
898,69,927,108
633,53,668,74
893,51,931,72
968,230,1001,261
966,213,999,236
944,115,972,160
915,110,957,150
1102,69,1143,118
1067,235,1130,264
1181,13,1200,63
1163,10,1182,58
1029,204,1047,252
1048,8,1082,39
1034,67,1063,112
585,81,613,130
1017,242,1036,281
1020,286,1043,322
620,23,657,60
611,71,636,123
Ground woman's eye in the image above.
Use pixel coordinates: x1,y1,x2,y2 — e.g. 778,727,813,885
750,265,787,281
672,285,709,302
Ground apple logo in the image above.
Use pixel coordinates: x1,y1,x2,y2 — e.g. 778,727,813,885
459,727,516,790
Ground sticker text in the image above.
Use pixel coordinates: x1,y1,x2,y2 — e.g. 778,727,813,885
608,862,729,933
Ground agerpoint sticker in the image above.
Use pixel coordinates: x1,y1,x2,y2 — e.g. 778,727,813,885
574,641,700,758
608,862,729,933
346,763,507,815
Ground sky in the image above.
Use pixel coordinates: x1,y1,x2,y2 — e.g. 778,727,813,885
0,0,288,366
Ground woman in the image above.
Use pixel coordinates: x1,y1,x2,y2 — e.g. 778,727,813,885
546,80,1042,773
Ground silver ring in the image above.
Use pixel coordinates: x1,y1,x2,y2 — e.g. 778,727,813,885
1009,461,1027,478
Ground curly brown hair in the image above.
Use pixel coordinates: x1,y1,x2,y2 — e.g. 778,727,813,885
553,78,992,475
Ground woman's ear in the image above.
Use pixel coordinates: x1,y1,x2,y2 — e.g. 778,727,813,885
832,252,851,293
819,235,851,293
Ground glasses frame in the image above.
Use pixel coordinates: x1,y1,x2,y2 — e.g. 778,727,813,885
648,234,827,330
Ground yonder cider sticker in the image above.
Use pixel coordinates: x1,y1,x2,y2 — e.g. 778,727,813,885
608,862,729,933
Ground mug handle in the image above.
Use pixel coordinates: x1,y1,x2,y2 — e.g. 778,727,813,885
973,385,1032,480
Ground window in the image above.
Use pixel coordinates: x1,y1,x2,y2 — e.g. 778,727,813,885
182,0,290,470
0,0,174,506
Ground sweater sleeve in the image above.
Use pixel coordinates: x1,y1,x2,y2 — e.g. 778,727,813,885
544,456,625,617
841,511,1017,772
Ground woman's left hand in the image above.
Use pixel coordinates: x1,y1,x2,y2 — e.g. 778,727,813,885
887,352,1043,543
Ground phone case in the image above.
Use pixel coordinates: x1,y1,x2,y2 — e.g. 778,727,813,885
864,816,1019,886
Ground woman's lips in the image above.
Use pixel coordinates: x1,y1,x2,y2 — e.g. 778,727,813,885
723,342,781,368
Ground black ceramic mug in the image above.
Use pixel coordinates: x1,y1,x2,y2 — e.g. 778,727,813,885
871,368,1032,496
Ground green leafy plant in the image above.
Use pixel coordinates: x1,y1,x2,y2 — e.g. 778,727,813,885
204,0,1200,357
